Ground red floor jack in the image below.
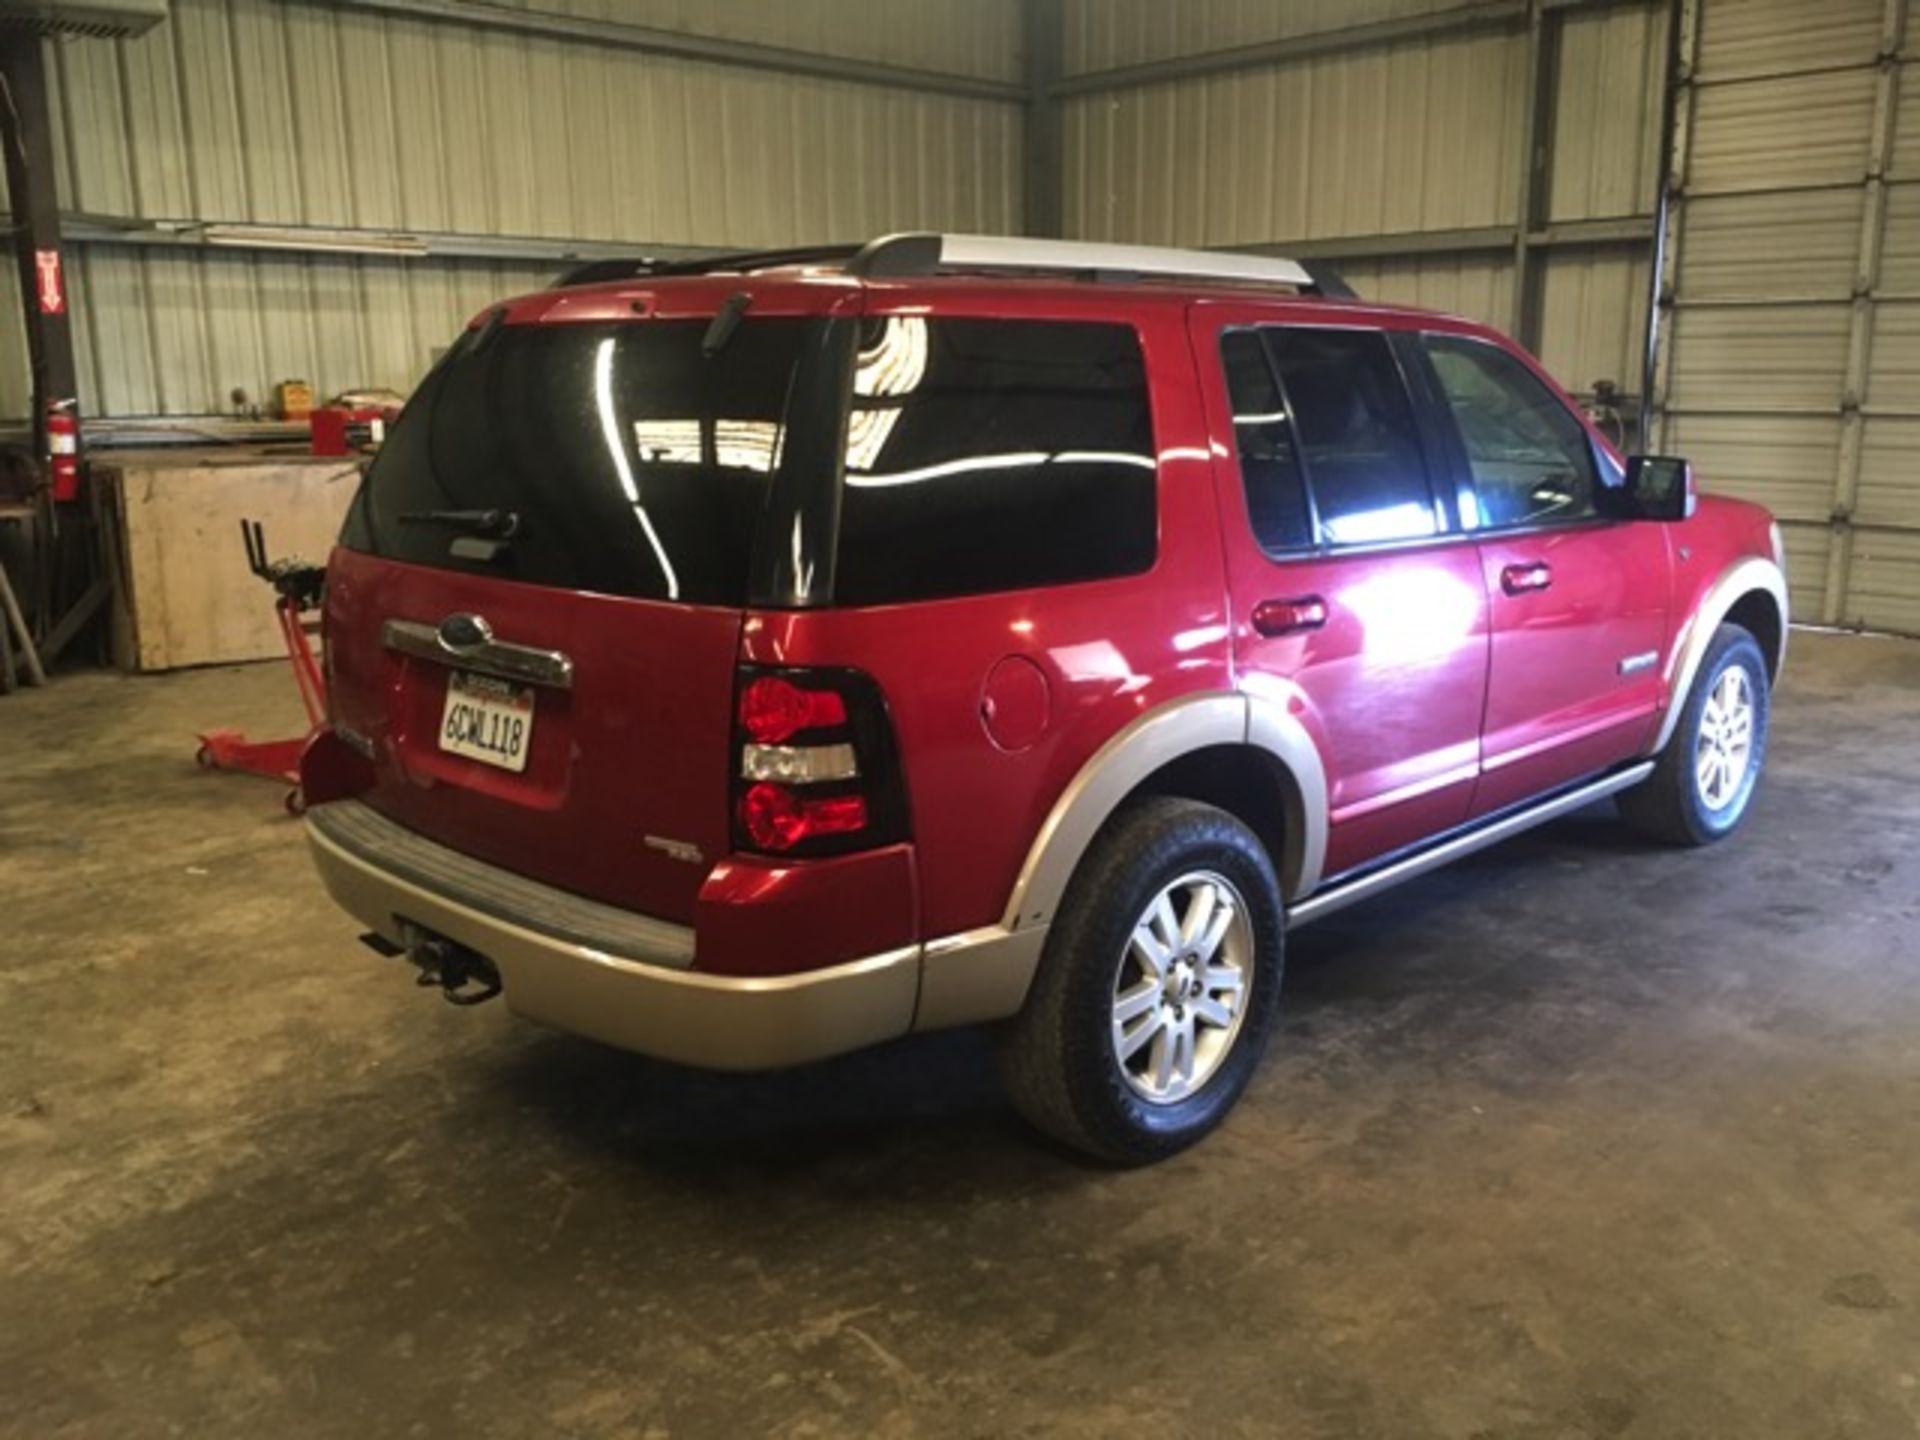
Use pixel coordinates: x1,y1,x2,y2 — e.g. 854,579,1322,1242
194,521,329,815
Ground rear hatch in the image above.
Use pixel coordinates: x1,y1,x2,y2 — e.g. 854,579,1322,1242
324,279,852,922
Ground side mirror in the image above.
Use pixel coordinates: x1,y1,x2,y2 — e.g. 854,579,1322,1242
1618,455,1696,521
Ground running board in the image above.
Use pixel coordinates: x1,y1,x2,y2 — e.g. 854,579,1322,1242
1289,762,1656,928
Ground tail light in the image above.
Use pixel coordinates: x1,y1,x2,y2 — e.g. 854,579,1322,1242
731,667,908,857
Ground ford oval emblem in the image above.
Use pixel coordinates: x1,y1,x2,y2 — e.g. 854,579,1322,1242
437,613,493,651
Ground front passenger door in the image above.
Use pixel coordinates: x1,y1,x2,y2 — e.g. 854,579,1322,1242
1195,310,1491,882
1418,332,1672,817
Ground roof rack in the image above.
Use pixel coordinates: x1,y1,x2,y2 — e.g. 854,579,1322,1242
850,233,1355,296
550,232,1356,298
552,245,864,289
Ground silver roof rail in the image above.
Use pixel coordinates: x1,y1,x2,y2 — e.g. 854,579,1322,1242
849,232,1349,295
546,233,1357,297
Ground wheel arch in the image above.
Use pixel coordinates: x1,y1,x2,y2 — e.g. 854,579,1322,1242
1653,555,1788,754
999,691,1329,936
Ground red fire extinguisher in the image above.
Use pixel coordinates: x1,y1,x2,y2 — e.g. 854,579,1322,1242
45,399,79,503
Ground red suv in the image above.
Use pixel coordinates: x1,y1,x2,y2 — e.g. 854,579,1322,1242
302,233,1787,1163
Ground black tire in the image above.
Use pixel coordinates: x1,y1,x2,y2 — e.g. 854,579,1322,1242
997,796,1285,1165
1619,623,1771,846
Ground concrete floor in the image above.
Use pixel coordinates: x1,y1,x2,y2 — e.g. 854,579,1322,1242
2,630,1918,1439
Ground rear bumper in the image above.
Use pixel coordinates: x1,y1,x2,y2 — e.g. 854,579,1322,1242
305,800,920,1070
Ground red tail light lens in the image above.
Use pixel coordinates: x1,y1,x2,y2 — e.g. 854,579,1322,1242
739,783,869,853
731,665,907,858
739,675,848,744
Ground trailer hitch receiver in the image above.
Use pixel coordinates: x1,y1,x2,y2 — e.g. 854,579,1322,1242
396,924,502,1006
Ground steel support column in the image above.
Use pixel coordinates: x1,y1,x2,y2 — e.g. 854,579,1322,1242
1511,1,1566,352
1820,0,1908,625
1024,0,1065,238
1,36,79,463
1647,0,1701,455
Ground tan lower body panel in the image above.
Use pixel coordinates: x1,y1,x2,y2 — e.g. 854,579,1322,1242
307,822,923,1071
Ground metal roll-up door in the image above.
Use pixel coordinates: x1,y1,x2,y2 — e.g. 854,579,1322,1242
1654,0,1918,634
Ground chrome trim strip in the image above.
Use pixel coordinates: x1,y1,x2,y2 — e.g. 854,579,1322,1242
382,618,575,691
1288,763,1655,927
307,799,693,967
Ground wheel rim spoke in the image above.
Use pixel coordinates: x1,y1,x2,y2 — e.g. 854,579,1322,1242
1129,924,1171,979
1202,964,1244,995
1193,995,1233,1028
1113,980,1160,1026
1194,899,1235,965
1115,1005,1166,1064
1149,1023,1177,1091
1170,1016,1195,1084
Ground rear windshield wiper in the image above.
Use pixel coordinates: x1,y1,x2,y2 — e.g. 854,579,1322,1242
397,508,522,539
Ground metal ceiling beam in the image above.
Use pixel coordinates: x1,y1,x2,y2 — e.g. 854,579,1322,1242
1234,216,1652,264
302,0,1030,104
1049,0,1651,98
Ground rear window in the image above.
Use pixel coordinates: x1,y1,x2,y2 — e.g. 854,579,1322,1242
832,317,1157,606
341,318,809,605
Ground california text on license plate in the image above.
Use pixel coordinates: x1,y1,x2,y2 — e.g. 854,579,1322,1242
439,671,535,773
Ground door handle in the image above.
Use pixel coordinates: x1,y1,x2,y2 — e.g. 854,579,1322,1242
1251,595,1329,637
1500,562,1553,596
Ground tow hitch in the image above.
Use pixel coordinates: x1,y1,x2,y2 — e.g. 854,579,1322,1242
363,926,503,1006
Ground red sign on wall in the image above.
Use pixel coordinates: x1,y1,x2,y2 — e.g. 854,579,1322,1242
34,249,66,315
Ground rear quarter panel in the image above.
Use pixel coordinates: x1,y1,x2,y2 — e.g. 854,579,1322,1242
740,296,1233,940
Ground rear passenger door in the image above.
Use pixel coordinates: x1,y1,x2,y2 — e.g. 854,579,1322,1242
1192,308,1492,882
1415,332,1672,817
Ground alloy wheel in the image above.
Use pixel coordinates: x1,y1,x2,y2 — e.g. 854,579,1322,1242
1695,664,1756,812
1110,870,1254,1105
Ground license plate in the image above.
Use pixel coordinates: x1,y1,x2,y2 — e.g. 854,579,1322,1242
438,671,535,773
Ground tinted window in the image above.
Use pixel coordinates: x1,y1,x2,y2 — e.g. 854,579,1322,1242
1425,333,1599,529
832,318,1157,606
1267,327,1437,546
341,319,808,604
1220,329,1312,553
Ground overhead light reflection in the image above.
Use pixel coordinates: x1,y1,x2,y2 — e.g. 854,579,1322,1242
633,418,782,473
846,315,929,472
594,335,680,601
846,449,1155,488
1320,502,1436,546
1341,565,1481,667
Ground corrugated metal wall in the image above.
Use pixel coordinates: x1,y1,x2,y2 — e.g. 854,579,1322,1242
1656,0,1917,633
0,0,1024,419
1060,0,1667,406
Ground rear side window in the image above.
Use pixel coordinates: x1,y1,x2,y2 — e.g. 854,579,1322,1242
1220,328,1312,553
1263,327,1437,547
341,319,809,605
1423,333,1599,529
832,318,1157,606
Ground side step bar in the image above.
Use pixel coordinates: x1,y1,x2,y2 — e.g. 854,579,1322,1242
1289,762,1656,927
